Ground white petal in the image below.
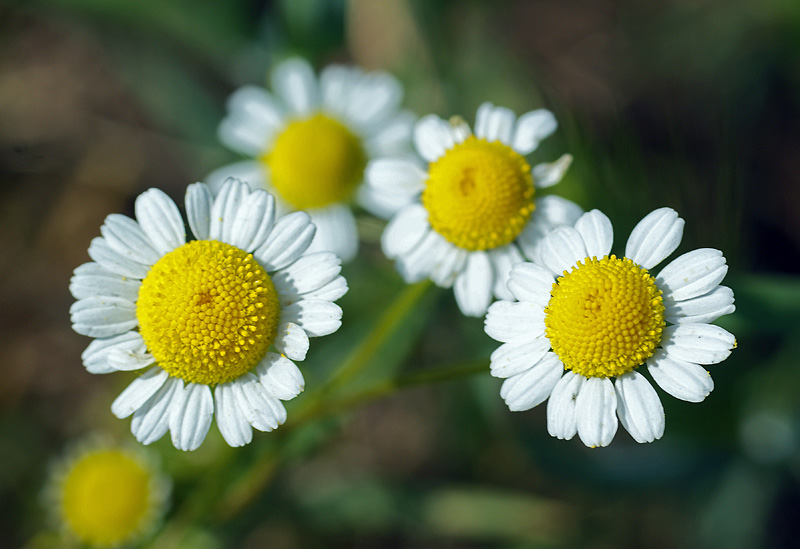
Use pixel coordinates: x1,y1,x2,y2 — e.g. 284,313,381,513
500,352,563,411
301,275,348,302
205,161,267,195
229,189,275,252
430,245,468,288
615,372,664,443
538,226,588,276
512,109,557,155
254,211,315,271
134,188,186,255
185,183,213,241
414,115,455,162
624,207,684,270
507,262,554,307
88,237,149,279
81,331,146,374
532,154,573,189
547,372,585,440
235,374,286,432
664,285,735,324
256,353,305,401
475,102,515,144
305,205,358,263
489,245,524,301
574,209,613,260
168,382,214,451
271,57,318,114
70,296,138,338
282,300,342,337
454,251,494,317
357,173,417,220
365,158,426,201
532,195,584,227
517,196,584,264
107,347,155,371
273,252,341,298
209,178,248,243
394,230,445,283
381,204,429,259
484,300,546,343
342,70,403,128
656,248,728,302
364,110,416,158
274,322,309,361
661,324,736,365
490,338,551,379
223,85,284,150
100,214,161,266
575,377,618,448
111,368,169,419
319,64,357,116
131,377,180,445
218,114,270,156
70,262,140,301
214,382,252,447
647,349,714,402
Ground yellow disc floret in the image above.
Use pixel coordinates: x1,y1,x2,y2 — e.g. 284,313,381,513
263,113,367,210
137,240,280,385
61,449,152,547
545,255,665,378
422,136,534,251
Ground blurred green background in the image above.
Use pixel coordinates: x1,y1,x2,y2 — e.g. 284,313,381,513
2,0,800,547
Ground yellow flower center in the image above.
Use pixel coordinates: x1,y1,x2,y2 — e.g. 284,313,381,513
61,450,152,547
544,255,665,378
137,240,280,385
421,136,534,251
263,113,367,210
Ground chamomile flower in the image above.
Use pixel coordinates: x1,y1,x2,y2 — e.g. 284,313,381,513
44,438,169,547
208,57,415,262
69,178,347,450
485,208,736,447
368,102,581,317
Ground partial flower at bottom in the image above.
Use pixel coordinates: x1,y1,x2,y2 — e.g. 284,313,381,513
43,437,169,547
485,208,736,447
69,178,347,450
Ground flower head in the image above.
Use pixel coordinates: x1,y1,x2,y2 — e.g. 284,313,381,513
368,102,581,316
485,208,736,447
70,178,347,450
208,57,415,262
44,438,169,547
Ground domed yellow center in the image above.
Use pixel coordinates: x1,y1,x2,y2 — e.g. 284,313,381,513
61,450,151,547
263,113,367,210
544,255,665,378
137,240,280,385
421,136,534,251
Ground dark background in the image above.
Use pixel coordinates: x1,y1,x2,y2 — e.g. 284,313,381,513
1,0,799,547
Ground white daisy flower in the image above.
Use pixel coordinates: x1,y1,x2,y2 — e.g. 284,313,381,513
43,437,170,547
485,208,737,447
367,101,581,317
69,178,347,451
208,57,415,263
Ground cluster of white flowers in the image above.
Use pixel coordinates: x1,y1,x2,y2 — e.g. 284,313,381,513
69,57,736,451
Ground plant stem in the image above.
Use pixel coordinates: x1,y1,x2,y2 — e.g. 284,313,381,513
213,357,489,520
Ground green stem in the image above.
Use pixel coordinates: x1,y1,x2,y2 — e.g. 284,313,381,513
213,357,488,520
321,279,434,395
